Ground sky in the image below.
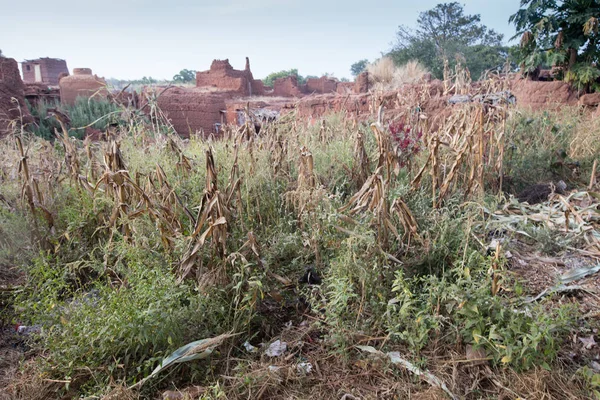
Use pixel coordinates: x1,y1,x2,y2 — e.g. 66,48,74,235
1,0,522,81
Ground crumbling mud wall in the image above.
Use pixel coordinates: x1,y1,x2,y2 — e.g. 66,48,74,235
579,93,600,108
223,100,275,127
155,87,228,137
510,79,578,110
24,83,61,106
354,72,369,94
59,68,108,106
196,58,263,96
273,76,303,97
291,94,371,119
251,79,266,97
306,76,337,94
0,57,32,136
155,58,597,138
336,82,354,94
22,58,69,86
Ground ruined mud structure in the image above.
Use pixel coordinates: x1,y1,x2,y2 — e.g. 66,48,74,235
1,55,600,139
149,60,600,137
152,58,264,136
0,57,32,136
59,68,108,106
195,58,265,97
149,58,371,136
21,58,69,86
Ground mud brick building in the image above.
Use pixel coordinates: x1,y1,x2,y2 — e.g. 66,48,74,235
21,58,69,86
0,57,32,136
59,68,108,106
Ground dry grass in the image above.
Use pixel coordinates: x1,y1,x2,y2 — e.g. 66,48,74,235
366,57,429,91
570,114,600,159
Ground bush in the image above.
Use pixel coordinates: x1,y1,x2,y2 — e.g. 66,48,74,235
16,244,228,394
386,259,576,369
27,97,123,140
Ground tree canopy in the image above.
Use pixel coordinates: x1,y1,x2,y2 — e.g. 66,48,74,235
172,69,196,84
350,59,369,77
510,0,600,90
262,69,312,87
388,2,509,80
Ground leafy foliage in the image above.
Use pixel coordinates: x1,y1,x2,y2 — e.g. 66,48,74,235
262,69,309,87
27,97,123,140
350,59,369,77
389,2,508,79
172,69,197,83
17,248,226,393
510,0,600,90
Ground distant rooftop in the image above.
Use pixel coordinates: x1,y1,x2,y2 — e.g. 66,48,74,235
23,57,66,62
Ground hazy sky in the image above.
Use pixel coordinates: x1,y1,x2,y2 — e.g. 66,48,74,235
1,0,521,81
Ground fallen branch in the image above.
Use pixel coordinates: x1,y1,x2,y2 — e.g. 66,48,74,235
356,345,457,400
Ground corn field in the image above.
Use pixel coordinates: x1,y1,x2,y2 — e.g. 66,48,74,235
1,85,599,400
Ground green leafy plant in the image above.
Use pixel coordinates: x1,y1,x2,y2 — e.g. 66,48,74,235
27,97,123,140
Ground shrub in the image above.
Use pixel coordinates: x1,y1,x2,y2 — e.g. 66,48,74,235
16,244,228,394
27,97,123,140
386,260,576,369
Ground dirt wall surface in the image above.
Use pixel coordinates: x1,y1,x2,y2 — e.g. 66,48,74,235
306,76,337,94
354,72,369,94
336,82,354,95
24,83,61,106
578,93,600,107
196,58,263,96
59,68,108,106
0,57,32,136
22,58,69,86
224,100,275,126
251,79,266,97
273,76,303,97
510,79,578,110
155,87,228,137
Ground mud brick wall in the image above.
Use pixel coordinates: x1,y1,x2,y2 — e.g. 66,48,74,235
336,82,354,94
251,79,266,96
509,79,578,110
22,58,69,86
196,58,266,97
273,76,303,97
354,72,369,94
156,88,228,137
59,68,108,106
196,59,251,95
306,77,337,94
0,57,32,136
24,83,61,106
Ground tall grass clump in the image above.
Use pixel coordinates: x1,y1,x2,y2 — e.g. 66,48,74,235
366,57,429,91
504,108,598,193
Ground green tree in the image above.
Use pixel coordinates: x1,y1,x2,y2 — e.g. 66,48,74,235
140,76,157,85
172,69,197,83
350,59,369,77
510,0,600,90
389,2,507,79
263,69,307,87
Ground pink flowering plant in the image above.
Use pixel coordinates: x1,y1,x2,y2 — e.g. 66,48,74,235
388,120,423,168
